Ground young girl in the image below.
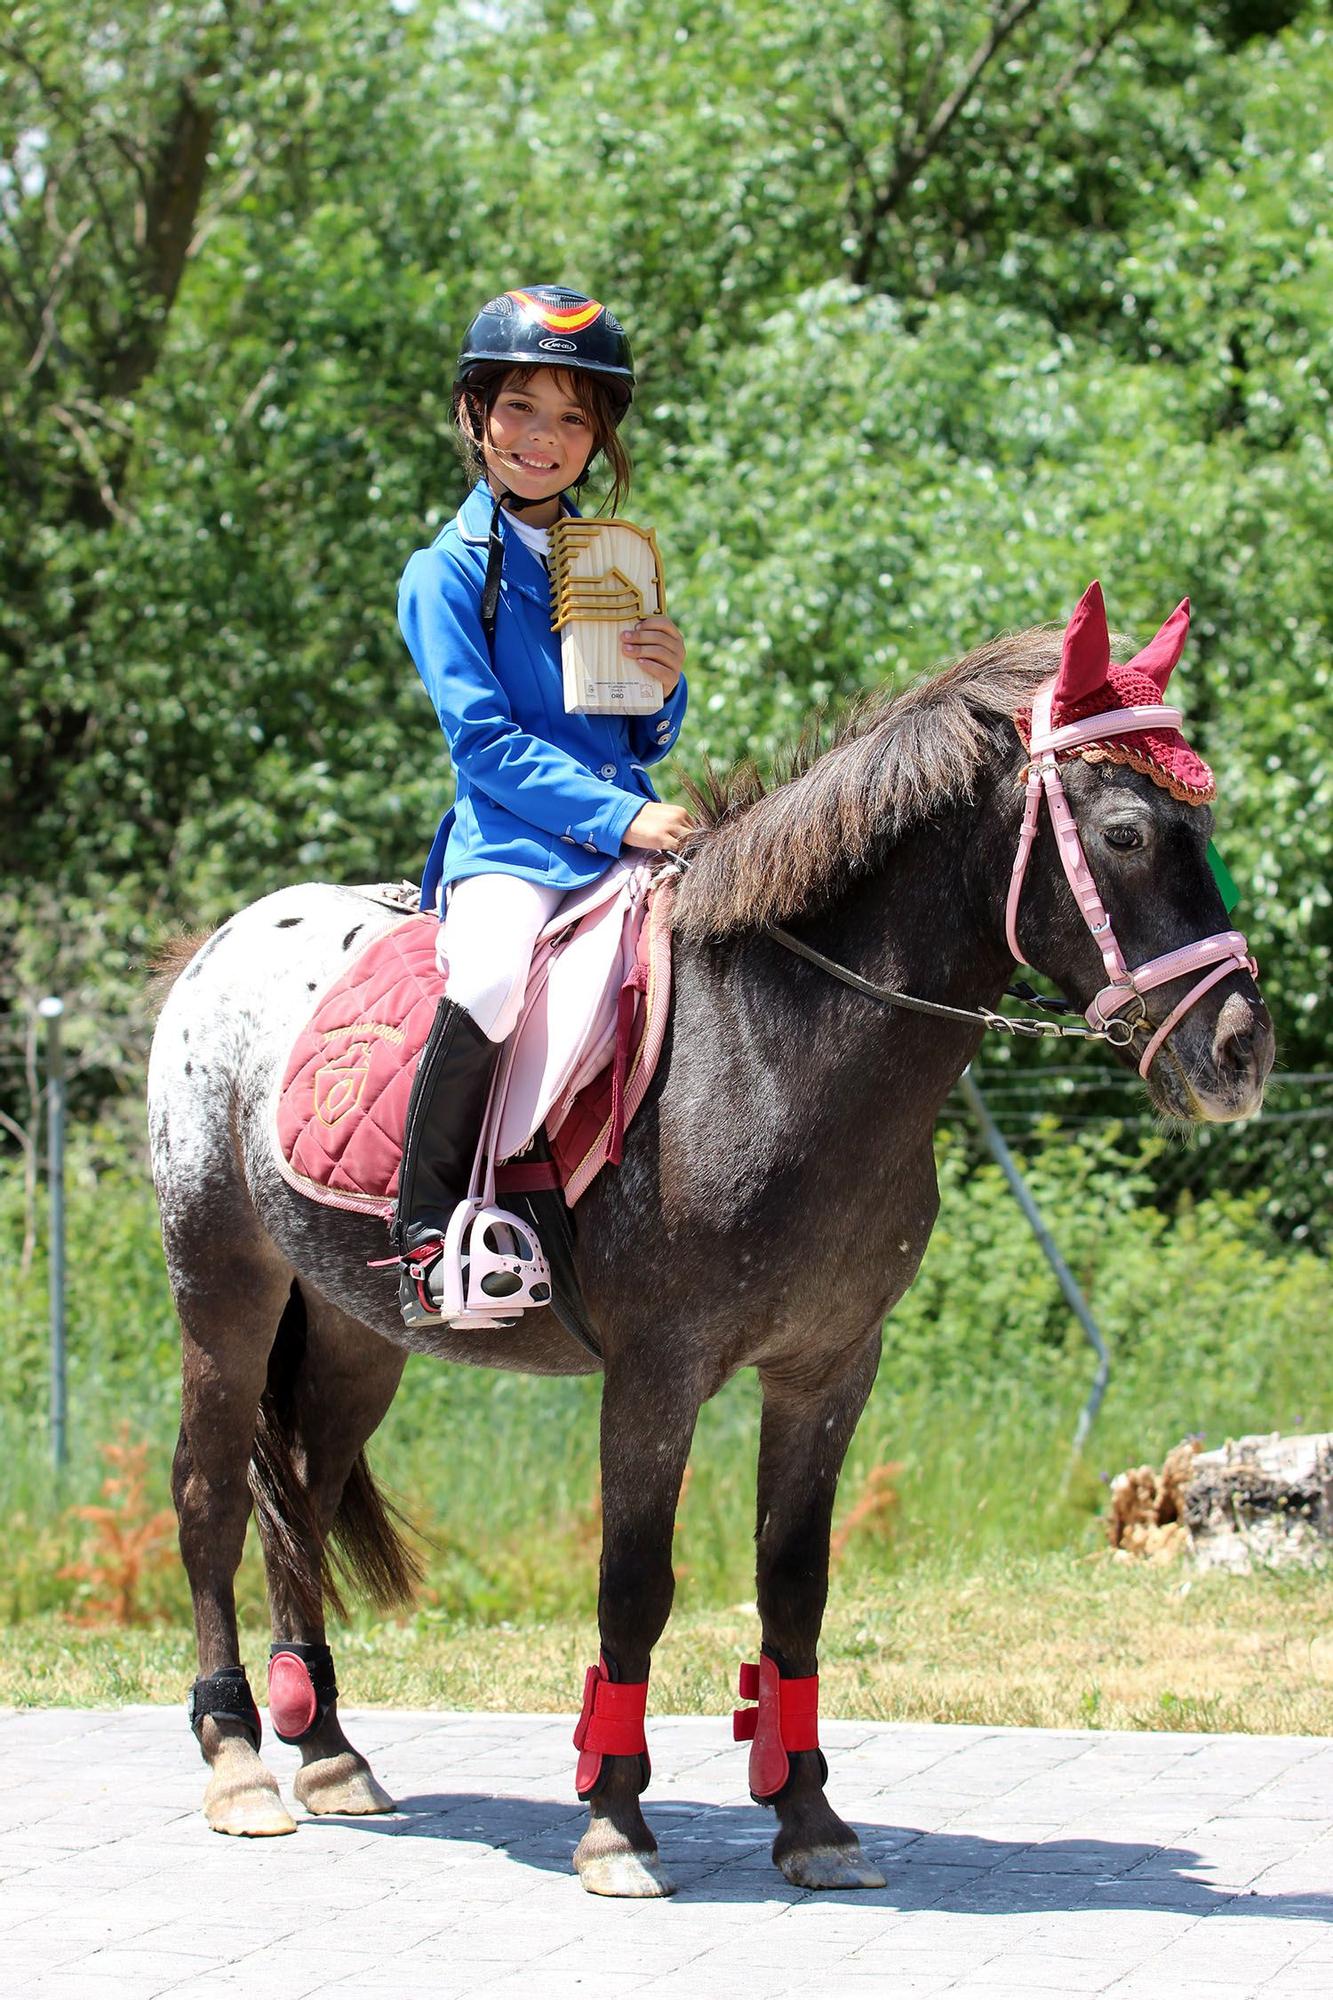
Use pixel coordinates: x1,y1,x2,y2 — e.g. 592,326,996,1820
393,285,691,1327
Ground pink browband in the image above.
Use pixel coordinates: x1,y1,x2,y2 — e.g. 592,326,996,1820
1006,684,1256,1080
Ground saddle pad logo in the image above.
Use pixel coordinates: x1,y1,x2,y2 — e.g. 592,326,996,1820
314,1020,403,1126
315,1041,373,1126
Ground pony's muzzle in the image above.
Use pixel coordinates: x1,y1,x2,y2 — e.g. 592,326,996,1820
1210,991,1273,1110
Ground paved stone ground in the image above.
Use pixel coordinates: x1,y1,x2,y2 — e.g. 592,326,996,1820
1,1707,1330,1999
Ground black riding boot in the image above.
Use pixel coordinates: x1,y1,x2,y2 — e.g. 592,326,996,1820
393,997,499,1327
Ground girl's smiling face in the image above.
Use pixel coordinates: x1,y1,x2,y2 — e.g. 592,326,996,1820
480,368,594,523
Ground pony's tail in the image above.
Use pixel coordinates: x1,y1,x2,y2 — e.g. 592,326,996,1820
248,1283,422,1629
331,1448,424,1611
146,927,216,1016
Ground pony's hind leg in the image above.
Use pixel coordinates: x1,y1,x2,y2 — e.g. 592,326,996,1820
571,1359,701,1899
751,1337,886,1891
253,1282,411,1818
172,1247,299,1837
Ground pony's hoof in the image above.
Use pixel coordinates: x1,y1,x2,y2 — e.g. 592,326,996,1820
576,1849,676,1898
778,1843,886,1890
204,1765,297,1838
294,1751,396,1817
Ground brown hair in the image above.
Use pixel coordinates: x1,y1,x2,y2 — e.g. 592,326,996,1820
453,362,633,514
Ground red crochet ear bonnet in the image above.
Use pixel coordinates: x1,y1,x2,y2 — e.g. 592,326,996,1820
1017,581,1216,804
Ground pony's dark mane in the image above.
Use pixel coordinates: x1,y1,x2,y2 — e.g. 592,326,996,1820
674,627,1065,939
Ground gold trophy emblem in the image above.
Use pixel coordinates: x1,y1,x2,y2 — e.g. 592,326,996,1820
549,519,667,716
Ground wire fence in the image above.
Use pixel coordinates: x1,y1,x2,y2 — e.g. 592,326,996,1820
2,991,1328,1468
4,1003,1327,1234
941,1065,1332,1249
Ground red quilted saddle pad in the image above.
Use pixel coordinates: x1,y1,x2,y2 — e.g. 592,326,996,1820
274,915,440,1218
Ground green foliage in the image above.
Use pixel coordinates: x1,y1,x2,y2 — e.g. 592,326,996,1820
659,255,1330,1043
2,0,1329,1091
1,1124,1324,1622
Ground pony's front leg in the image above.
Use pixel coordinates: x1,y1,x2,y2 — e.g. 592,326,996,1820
748,1338,886,1890
572,1361,700,1899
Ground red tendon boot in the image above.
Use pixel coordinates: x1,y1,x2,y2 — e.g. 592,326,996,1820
733,1652,826,1800
572,1653,651,1800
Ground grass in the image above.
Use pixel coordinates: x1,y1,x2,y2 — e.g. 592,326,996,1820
3,1553,1331,1736
3,1130,1329,1742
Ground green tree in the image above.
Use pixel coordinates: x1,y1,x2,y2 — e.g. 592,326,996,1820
1,0,1328,1110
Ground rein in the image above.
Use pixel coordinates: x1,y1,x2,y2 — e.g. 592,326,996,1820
764,922,1132,1045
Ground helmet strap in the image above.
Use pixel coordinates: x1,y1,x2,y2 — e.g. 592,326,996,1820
479,484,550,654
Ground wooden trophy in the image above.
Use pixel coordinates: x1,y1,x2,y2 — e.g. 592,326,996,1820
549,518,667,716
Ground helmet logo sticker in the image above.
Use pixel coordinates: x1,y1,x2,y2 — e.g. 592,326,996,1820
454,286,634,416
509,287,604,334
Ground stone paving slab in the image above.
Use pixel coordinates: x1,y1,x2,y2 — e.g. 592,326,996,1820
0,1707,1330,1998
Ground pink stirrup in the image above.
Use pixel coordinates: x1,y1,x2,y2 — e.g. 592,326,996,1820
434,1038,553,1327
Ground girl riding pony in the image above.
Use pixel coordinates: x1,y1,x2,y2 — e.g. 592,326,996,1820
393,286,691,1328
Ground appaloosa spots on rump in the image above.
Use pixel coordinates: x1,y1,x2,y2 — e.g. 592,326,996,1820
277,917,303,929
342,926,363,952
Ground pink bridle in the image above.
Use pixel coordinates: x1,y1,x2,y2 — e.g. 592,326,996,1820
1005,682,1257,1080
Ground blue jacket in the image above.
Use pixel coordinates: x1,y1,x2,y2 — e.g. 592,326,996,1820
399,481,688,910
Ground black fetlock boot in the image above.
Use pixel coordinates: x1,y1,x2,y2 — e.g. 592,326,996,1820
393,997,500,1328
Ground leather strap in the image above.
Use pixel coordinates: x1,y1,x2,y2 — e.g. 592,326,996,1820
1003,679,1257,1077
480,485,550,653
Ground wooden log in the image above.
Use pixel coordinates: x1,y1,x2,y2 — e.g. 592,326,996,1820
1185,1432,1333,1573
1108,1432,1333,1572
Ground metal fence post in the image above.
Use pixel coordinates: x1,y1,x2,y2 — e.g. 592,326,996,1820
39,996,67,1473
958,1066,1110,1454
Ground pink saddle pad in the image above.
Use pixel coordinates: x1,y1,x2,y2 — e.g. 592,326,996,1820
272,865,669,1216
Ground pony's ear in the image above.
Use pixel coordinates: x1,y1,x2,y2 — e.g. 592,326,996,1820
1053,580,1111,707
1126,597,1190,694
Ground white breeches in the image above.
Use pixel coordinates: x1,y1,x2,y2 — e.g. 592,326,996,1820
437,874,567,1043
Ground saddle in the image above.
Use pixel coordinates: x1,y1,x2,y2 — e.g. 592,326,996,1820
272,862,675,1224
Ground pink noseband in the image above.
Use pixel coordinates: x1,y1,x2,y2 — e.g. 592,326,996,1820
1006,683,1256,1079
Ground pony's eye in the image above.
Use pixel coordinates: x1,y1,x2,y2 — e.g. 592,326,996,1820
1103,824,1143,852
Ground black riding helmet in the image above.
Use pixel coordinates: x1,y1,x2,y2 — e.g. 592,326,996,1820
453,286,636,647
453,286,635,414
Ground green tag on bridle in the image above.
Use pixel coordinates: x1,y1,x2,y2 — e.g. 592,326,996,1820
1208,839,1239,915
